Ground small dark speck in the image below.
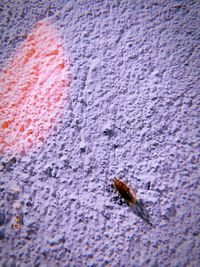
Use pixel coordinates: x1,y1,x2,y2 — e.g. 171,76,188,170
147,181,151,190
26,202,32,207
0,230,5,240
65,248,71,253
48,10,54,16
4,157,17,171
9,157,17,164
192,231,198,236
102,211,111,220
0,212,5,225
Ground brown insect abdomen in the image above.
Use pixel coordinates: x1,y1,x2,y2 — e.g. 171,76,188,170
113,178,137,205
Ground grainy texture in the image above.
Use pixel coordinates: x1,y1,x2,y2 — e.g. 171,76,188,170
0,0,200,266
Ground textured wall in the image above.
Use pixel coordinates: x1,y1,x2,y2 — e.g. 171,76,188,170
0,0,200,266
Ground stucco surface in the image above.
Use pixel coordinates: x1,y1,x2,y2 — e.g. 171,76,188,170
0,0,200,266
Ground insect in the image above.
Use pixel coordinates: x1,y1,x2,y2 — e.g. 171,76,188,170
112,178,153,226
113,178,137,206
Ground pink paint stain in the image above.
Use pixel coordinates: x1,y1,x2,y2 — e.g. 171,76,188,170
0,19,71,157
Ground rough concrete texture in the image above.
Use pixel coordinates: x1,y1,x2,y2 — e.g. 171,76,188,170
0,0,200,266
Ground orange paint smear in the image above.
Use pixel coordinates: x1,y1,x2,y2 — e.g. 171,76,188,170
0,19,71,157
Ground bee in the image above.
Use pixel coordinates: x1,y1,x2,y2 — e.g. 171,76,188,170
113,178,137,206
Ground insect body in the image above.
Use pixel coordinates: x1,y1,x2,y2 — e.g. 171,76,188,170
113,178,137,205
113,178,153,226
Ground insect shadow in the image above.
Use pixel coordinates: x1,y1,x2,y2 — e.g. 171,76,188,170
129,200,153,226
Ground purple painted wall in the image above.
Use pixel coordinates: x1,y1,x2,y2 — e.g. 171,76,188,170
1,0,200,266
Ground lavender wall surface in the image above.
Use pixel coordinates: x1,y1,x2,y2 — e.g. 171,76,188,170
0,0,200,266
